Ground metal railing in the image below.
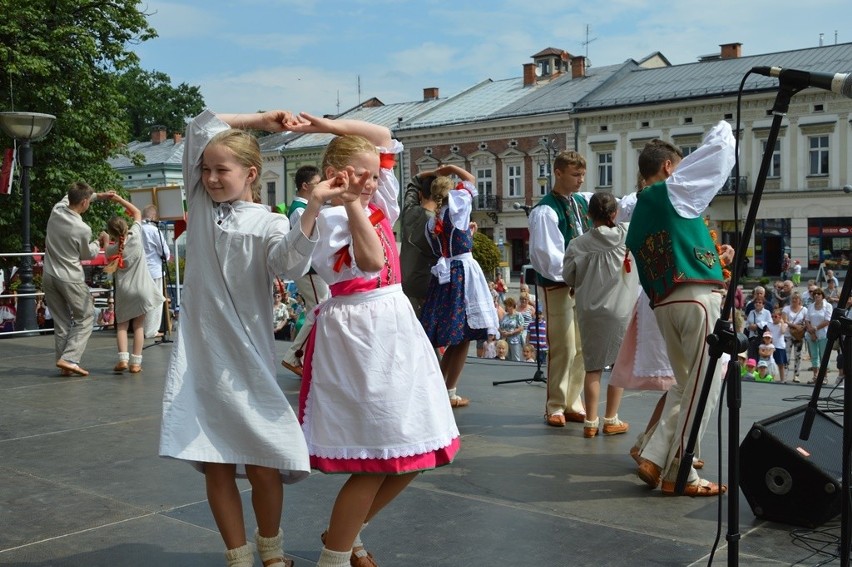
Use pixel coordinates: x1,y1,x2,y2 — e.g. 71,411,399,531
0,251,110,338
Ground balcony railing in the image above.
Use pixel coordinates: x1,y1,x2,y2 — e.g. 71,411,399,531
718,175,748,195
473,194,501,211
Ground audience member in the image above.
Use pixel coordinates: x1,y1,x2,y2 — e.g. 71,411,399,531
140,204,170,338
499,297,525,362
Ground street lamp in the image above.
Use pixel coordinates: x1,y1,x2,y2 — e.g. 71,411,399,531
539,136,559,191
0,111,56,332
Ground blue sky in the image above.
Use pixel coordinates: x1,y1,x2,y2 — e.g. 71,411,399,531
134,0,852,117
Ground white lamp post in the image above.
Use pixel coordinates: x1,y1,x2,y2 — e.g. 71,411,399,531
0,112,56,332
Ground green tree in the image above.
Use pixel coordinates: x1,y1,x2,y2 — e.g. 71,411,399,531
117,65,205,141
0,0,156,272
472,231,501,280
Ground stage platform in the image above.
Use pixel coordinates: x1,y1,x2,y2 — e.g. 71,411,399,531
0,332,846,566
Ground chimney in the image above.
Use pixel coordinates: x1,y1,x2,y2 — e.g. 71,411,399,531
720,42,742,59
423,87,439,101
571,56,586,79
523,63,536,86
173,133,183,144
150,126,167,145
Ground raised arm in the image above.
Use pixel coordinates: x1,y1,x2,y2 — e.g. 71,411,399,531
287,112,393,148
215,110,296,133
104,193,142,223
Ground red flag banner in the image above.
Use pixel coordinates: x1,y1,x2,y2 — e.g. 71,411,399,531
0,148,15,195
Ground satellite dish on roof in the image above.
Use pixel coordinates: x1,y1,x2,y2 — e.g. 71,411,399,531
534,66,542,77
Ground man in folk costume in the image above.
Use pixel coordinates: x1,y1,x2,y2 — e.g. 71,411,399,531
281,165,330,376
43,182,111,376
627,121,735,496
529,151,592,427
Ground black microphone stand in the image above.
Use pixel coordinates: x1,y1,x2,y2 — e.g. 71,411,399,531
674,80,804,567
798,267,852,564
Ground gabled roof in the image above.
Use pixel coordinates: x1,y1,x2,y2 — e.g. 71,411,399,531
397,77,545,130
108,139,184,169
490,61,636,119
532,47,569,58
575,42,852,111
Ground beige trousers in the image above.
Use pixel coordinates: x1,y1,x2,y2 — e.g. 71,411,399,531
541,285,585,416
43,273,95,365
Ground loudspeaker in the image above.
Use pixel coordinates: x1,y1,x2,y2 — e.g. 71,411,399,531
740,405,843,528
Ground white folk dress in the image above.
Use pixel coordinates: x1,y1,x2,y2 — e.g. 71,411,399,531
298,142,460,474
159,110,315,483
106,223,163,324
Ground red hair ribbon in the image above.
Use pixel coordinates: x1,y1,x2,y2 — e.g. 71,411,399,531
433,217,444,236
623,250,632,273
332,208,387,272
379,153,396,170
456,181,473,198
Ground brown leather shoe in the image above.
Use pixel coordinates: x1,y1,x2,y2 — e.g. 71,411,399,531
114,360,129,373
281,360,303,377
128,364,142,374
661,478,727,497
546,413,566,427
603,418,629,436
449,395,470,408
636,459,662,488
56,359,89,377
565,411,586,423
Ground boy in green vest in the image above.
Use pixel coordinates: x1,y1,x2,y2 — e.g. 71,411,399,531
528,151,592,427
627,121,735,497
281,165,330,376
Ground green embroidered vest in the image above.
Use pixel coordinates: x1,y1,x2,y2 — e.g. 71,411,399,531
625,181,724,307
533,192,591,287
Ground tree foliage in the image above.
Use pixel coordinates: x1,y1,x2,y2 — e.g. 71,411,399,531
117,65,205,141
472,230,502,280
0,1,203,276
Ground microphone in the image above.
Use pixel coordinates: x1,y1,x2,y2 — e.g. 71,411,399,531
751,66,852,99
513,202,532,213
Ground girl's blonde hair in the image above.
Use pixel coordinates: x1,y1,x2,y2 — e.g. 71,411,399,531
321,134,377,175
429,175,454,212
209,129,262,202
104,215,130,274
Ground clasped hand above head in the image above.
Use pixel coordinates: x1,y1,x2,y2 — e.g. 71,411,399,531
311,167,355,204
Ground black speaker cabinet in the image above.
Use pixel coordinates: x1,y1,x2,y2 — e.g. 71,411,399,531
740,405,843,528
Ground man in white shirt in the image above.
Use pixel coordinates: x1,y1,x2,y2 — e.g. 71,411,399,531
43,182,111,376
140,204,170,338
528,151,592,427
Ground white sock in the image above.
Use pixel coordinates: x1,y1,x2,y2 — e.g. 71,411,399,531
129,354,142,365
604,415,620,425
317,547,351,567
353,522,367,548
117,352,129,362
447,388,457,399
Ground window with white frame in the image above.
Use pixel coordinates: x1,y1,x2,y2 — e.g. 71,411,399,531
475,167,493,209
680,145,698,157
761,139,781,178
809,135,829,175
266,182,276,205
506,164,522,198
597,152,613,187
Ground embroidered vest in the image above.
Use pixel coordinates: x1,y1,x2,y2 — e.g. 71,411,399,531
533,191,591,287
625,181,724,307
